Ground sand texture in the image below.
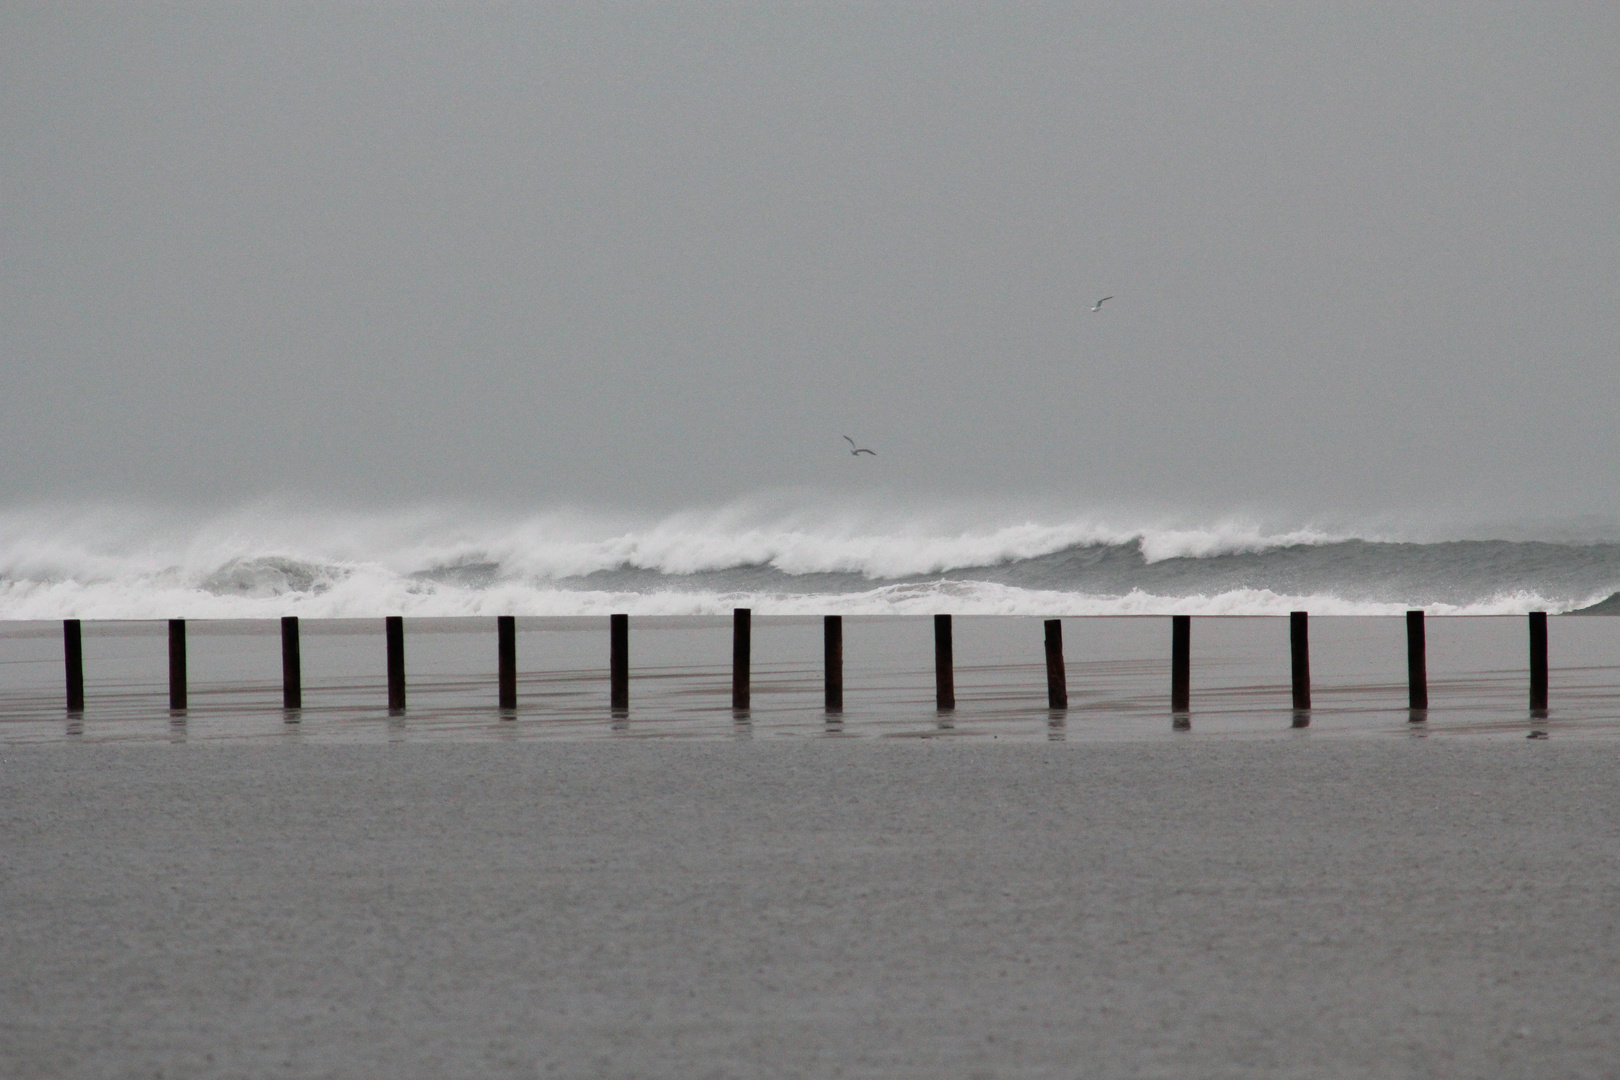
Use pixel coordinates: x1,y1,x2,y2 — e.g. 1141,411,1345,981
2,740,1617,1078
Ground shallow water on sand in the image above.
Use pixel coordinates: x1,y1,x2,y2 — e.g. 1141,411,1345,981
1,615,1617,744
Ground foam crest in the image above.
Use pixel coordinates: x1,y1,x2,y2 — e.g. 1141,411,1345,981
0,574,1589,621
1136,525,1348,563
0,501,1345,585
1,500,1610,619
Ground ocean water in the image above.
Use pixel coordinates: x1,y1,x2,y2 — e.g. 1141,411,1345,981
3,501,1619,742
3,501,1620,619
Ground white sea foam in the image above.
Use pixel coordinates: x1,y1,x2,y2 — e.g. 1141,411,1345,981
0,500,1606,619
1134,526,1345,563
0,500,1343,584
0,574,1591,621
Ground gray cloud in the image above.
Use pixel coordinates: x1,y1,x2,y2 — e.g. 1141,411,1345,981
3,4,1617,522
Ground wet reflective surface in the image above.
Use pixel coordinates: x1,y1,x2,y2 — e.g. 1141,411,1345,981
2,615,1618,743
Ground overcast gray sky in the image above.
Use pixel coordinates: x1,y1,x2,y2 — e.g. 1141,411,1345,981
4,3,1618,523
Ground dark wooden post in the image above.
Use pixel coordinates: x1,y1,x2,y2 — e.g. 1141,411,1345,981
934,614,955,711
1406,610,1428,712
498,615,517,711
1290,611,1310,710
168,619,187,711
824,615,843,713
1044,619,1068,709
732,608,751,711
385,615,406,712
610,613,628,713
1171,615,1190,712
1529,610,1548,712
281,616,302,710
63,619,84,713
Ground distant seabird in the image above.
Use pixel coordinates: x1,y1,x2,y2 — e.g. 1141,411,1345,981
1090,296,1114,312
843,436,876,457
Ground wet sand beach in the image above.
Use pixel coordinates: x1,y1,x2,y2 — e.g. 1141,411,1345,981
3,739,1617,1079
3,616,1617,1076
4,615,1620,742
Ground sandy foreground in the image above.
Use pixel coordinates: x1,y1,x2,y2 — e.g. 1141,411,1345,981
1,740,1616,1079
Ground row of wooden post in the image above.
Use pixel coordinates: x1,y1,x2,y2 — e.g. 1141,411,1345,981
57,610,1551,717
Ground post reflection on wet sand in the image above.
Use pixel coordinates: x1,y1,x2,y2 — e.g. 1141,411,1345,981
6,615,1620,744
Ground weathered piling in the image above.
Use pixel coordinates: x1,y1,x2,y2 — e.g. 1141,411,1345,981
1529,610,1548,712
168,619,187,711
732,608,751,711
1171,615,1190,712
281,616,302,711
498,615,517,711
610,613,629,713
1406,610,1428,713
1044,619,1068,709
385,616,406,712
824,615,843,713
934,614,955,711
63,619,84,712
1290,611,1310,711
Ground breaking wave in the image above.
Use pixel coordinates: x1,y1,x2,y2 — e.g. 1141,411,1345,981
2,500,1617,619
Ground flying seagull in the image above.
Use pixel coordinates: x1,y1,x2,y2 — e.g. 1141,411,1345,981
1090,295,1114,312
843,436,876,456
